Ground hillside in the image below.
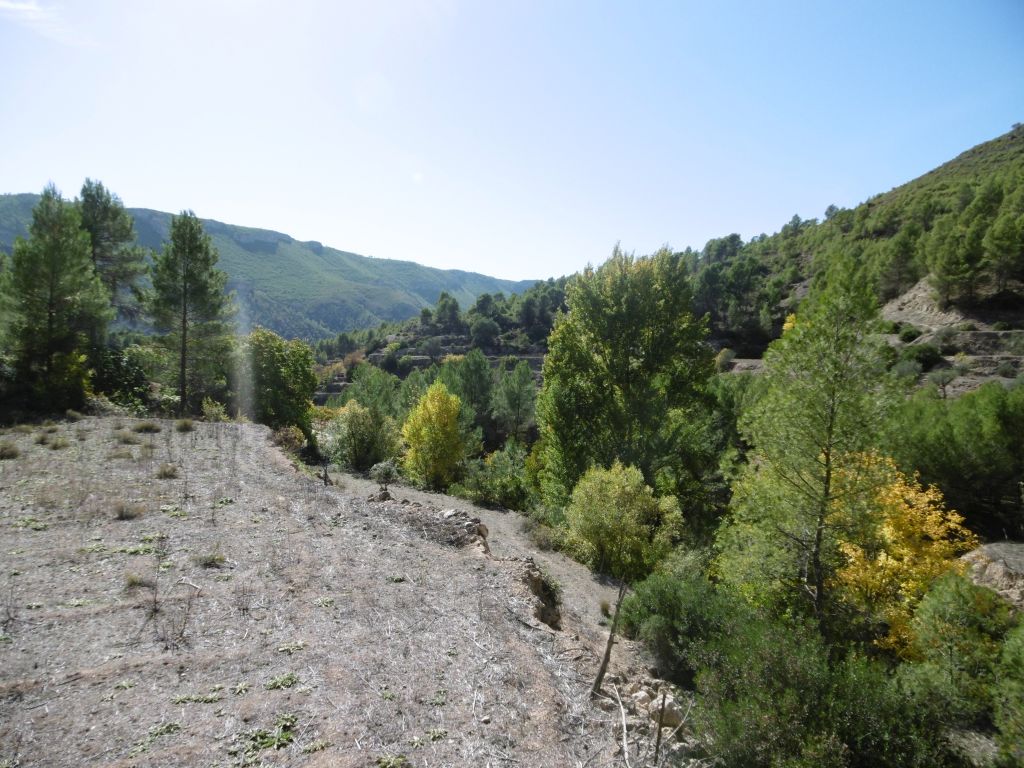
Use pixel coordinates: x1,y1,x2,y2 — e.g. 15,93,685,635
0,417,682,767
0,195,535,339
689,124,1024,355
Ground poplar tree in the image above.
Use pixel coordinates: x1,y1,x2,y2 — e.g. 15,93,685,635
149,211,231,414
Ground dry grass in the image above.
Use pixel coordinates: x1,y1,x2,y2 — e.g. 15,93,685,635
132,420,162,434
113,501,146,521
0,416,636,767
0,442,18,460
175,418,195,433
156,463,179,479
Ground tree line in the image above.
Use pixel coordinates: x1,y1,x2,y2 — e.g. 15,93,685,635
0,182,315,437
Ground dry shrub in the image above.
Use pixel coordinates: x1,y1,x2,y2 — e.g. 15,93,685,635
156,463,179,479
49,437,70,450
125,572,156,590
12,424,33,434
0,442,19,460
34,433,49,445
108,448,134,460
272,426,305,453
175,418,194,433
65,409,84,422
114,501,145,520
115,429,140,445
193,551,225,569
133,421,162,434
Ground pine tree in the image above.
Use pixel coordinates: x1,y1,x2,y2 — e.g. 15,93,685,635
77,179,146,319
2,185,111,409
149,211,232,414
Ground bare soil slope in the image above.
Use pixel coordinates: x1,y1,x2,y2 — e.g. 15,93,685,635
0,418,636,767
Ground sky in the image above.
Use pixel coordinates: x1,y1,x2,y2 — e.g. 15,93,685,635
1,1,1022,281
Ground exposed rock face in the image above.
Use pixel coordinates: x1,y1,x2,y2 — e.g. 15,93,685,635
964,542,1024,610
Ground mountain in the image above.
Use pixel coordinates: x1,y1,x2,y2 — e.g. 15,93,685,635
687,124,1024,355
0,195,536,339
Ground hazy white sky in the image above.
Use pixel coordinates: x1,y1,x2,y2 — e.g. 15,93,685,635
2,1,1022,280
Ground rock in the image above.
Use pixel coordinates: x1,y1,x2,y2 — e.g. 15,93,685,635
631,690,652,710
442,509,460,519
649,694,687,728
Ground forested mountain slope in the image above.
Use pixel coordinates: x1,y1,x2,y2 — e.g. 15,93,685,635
688,124,1024,355
0,194,535,339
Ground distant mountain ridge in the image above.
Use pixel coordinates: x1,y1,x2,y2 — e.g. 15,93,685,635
0,194,537,339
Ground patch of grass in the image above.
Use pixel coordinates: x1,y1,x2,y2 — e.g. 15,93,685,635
174,418,194,433
115,429,140,445
233,681,250,696
172,691,222,704
265,672,299,690
0,442,19,460
128,721,181,757
160,503,187,518
117,544,156,556
114,501,145,521
230,713,298,761
277,641,304,655
34,433,49,445
108,447,134,459
133,420,162,434
12,424,33,434
302,739,331,754
427,728,448,742
125,572,156,590
156,463,179,479
14,516,47,531
376,755,410,768
429,689,448,706
65,409,84,422
192,550,225,569
49,437,70,450
313,596,334,608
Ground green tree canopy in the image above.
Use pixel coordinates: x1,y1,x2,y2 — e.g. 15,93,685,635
77,179,146,319
149,211,233,414
536,245,713,507
715,260,896,630
2,185,111,409
243,327,317,435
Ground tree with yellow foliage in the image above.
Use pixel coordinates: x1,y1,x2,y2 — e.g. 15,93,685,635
833,453,978,653
401,381,466,490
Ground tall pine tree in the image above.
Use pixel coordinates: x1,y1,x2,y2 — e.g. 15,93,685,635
149,211,232,414
2,185,111,409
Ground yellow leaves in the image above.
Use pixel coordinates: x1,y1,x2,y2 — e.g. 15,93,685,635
832,453,979,653
782,313,798,333
401,382,465,490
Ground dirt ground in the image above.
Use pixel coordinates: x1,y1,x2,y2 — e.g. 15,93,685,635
0,417,664,768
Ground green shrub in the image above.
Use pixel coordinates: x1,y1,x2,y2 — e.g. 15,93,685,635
934,327,959,355
201,397,229,422
995,360,1017,378
327,400,398,472
620,553,730,686
369,460,400,491
898,324,922,343
992,321,1012,331
908,573,1017,727
900,343,943,371
450,441,534,511
891,359,923,380
995,623,1024,766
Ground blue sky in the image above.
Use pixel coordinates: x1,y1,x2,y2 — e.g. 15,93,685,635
1,1,1021,281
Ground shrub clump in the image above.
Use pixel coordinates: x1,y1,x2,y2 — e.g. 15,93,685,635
114,501,145,520
133,420,162,434
450,441,534,511
0,442,19,460
175,418,194,433
156,463,179,479
271,425,305,454
369,460,400,492
326,401,398,473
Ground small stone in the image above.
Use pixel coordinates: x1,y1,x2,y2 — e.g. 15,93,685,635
479,715,491,724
